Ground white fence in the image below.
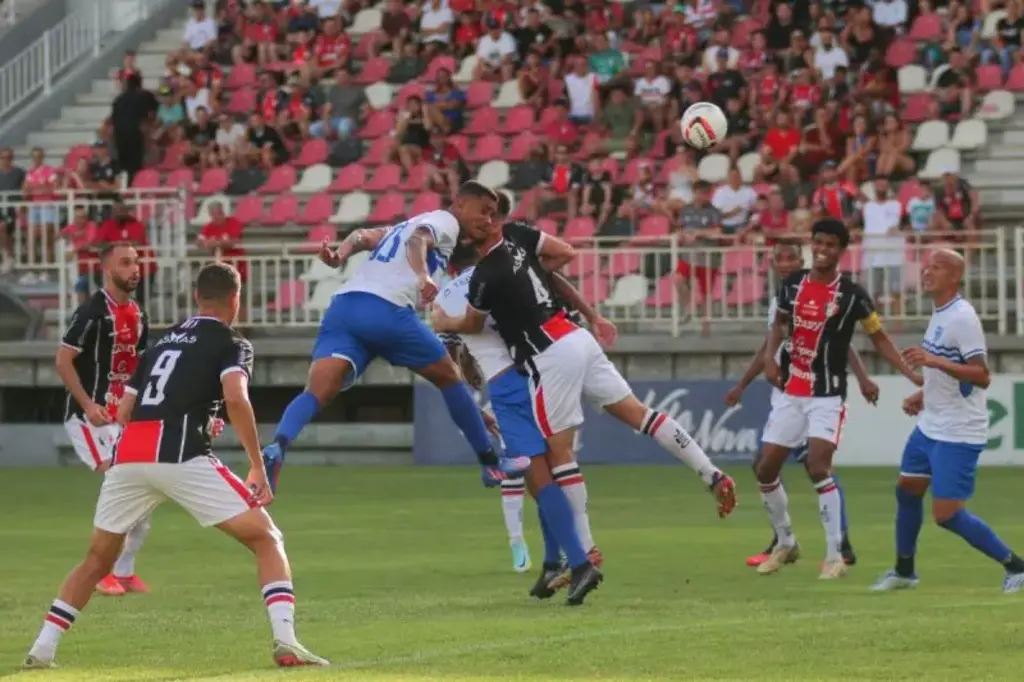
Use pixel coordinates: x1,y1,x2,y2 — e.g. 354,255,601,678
49,226,1019,336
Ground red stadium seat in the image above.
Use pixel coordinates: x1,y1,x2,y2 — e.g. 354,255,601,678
500,106,535,135
296,193,334,225
463,106,499,135
357,110,396,139
601,157,622,183
368,192,406,223
534,106,559,133
839,245,863,276
564,251,599,278
577,275,609,305
330,163,366,192
306,223,337,245
224,63,256,90
265,194,298,224
975,64,1004,92
1007,63,1024,91
731,17,762,48
353,32,375,60
726,275,764,306
563,217,596,244
197,167,229,195
395,83,426,109
909,14,942,41
535,218,559,235
506,132,538,162
166,168,195,190
131,169,160,189
259,165,298,194
620,158,648,186
885,39,917,68
607,250,641,276
63,145,92,170
364,163,402,192
363,137,393,165
465,81,495,109
266,280,307,313
233,195,264,224
469,134,504,162
446,134,470,158
226,88,256,115
424,55,457,81
294,139,328,167
646,274,676,307
637,215,670,238
356,57,390,85
723,247,758,273
410,191,442,214
158,143,189,172
902,93,933,123
399,163,427,192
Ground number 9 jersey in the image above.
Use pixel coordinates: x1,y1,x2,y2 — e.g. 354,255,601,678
337,210,461,309
117,316,254,464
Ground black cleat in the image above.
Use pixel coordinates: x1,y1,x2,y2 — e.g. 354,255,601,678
530,561,565,600
565,563,603,606
841,536,857,566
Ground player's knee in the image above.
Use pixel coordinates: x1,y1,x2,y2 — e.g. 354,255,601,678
421,356,461,387
306,359,348,401
897,476,928,497
932,498,962,525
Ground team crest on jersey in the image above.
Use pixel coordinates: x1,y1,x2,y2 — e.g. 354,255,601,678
931,325,944,342
511,247,526,273
825,291,842,318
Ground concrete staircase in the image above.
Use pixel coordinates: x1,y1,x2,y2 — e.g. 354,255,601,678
10,18,187,168
962,99,1024,214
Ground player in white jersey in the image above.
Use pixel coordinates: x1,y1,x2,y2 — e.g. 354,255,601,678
872,249,1024,593
261,183,529,491
726,241,876,567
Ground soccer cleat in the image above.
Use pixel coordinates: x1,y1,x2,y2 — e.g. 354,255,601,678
709,472,737,518
587,546,605,568
819,559,848,580
870,570,919,592
481,455,532,488
746,537,778,567
262,441,286,494
529,561,566,599
95,574,126,596
22,654,56,670
565,562,603,606
841,537,857,566
116,575,150,593
1003,572,1024,594
549,547,602,590
756,543,800,575
511,539,532,573
272,640,330,667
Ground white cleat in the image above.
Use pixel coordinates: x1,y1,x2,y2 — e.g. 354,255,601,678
819,559,848,580
511,539,532,574
272,640,330,667
870,570,919,592
1003,572,1024,594
22,654,56,670
756,543,800,575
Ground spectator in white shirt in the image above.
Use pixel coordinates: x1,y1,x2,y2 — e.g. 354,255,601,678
474,18,518,80
419,0,454,52
813,28,849,80
183,1,218,55
563,56,599,124
869,0,908,30
183,80,211,123
309,0,342,19
634,61,671,131
860,176,905,311
702,28,739,73
712,168,759,236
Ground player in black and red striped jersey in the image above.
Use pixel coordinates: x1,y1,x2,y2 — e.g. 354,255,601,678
23,263,328,670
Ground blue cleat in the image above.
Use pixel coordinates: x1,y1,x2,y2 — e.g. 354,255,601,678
480,455,531,488
262,441,286,494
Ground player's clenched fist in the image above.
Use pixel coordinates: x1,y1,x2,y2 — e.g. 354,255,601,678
246,466,273,507
902,390,924,417
418,275,439,304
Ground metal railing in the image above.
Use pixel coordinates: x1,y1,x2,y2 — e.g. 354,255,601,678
49,227,1018,336
0,0,170,121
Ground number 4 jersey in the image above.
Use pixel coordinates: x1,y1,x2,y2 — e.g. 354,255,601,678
118,316,254,464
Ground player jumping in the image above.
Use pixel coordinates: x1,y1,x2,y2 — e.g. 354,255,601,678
56,242,152,597
432,205,737,602
726,240,876,567
871,249,1024,593
24,263,327,669
755,218,922,579
262,182,528,491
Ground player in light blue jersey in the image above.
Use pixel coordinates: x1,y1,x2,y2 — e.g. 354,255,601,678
263,182,529,490
872,249,1024,593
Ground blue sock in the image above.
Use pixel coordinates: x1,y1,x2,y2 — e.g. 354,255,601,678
538,506,561,566
274,391,321,447
536,483,588,568
939,507,1013,565
439,383,494,459
833,473,849,534
895,487,924,576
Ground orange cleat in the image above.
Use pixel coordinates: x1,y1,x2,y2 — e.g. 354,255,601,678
95,575,126,596
116,575,150,593
710,473,737,518
746,552,771,567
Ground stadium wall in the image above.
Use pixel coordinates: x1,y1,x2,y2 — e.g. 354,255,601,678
0,0,68,64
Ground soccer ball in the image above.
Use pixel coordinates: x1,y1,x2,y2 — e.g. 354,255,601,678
680,102,728,150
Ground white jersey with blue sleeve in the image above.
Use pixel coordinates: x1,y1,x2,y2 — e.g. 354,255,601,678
435,267,515,382
916,296,988,446
338,210,461,308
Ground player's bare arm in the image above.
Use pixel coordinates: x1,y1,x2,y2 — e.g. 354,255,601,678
406,225,439,303
725,338,767,406
537,234,577,272
861,313,923,386
319,227,388,268
116,388,137,427
762,311,790,387
847,347,879,404
55,346,110,426
223,371,272,506
549,273,618,348
903,347,991,388
902,389,924,416
432,303,487,334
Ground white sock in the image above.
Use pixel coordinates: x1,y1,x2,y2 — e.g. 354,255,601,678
29,599,79,660
642,409,720,486
262,580,297,646
112,514,151,578
551,462,595,551
759,479,796,548
815,477,843,561
499,477,525,543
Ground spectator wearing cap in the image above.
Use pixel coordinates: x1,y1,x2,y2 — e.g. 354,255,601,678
859,176,904,314
182,0,218,58
393,96,431,175
528,144,583,222
934,168,981,238
372,0,412,58
702,28,740,74
712,167,758,238
387,41,427,84
872,0,909,31
154,84,186,145
246,111,288,169
515,8,555,61
838,114,876,183
426,68,466,133
419,0,455,58
634,61,672,133
707,50,745,110
311,68,368,140
812,161,860,223
598,87,641,154
564,56,600,125
474,17,518,81
518,49,550,110
424,127,469,200
234,1,280,67
674,180,724,332
812,26,848,80
757,111,801,185
588,33,627,89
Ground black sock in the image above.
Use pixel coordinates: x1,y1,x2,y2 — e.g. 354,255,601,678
841,534,852,551
895,555,915,578
476,448,498,467
1003,552,1024,573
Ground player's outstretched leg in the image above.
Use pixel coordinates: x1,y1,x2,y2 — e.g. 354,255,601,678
218,507,328,667
105,514,152,594
500,478,531,573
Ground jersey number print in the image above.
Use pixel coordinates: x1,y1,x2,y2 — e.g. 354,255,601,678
141,350,182,406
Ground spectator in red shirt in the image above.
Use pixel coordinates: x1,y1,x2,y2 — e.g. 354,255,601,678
198,200,248,283
191,52,223,107
96,201,155,302
234,1,280,66
517,49,550,110
528,144,583,221
756,111,801,184
61,206,100,305
748,189,791,244
310,18,351,81
114,51,140,91
452,12,484,61
424,128,469,200
543,98,579,158
812,161,861,223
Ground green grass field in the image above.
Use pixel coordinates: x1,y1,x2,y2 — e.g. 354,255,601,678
3,466,1024,681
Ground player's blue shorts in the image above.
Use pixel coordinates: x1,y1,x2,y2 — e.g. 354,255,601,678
900,426,984,501
312,291,445,390
488,368,546,459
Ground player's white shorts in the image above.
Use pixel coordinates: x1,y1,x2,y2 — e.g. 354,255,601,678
64,416,121,471
762,393,846,449
94,455,257,533
526,327,632,437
